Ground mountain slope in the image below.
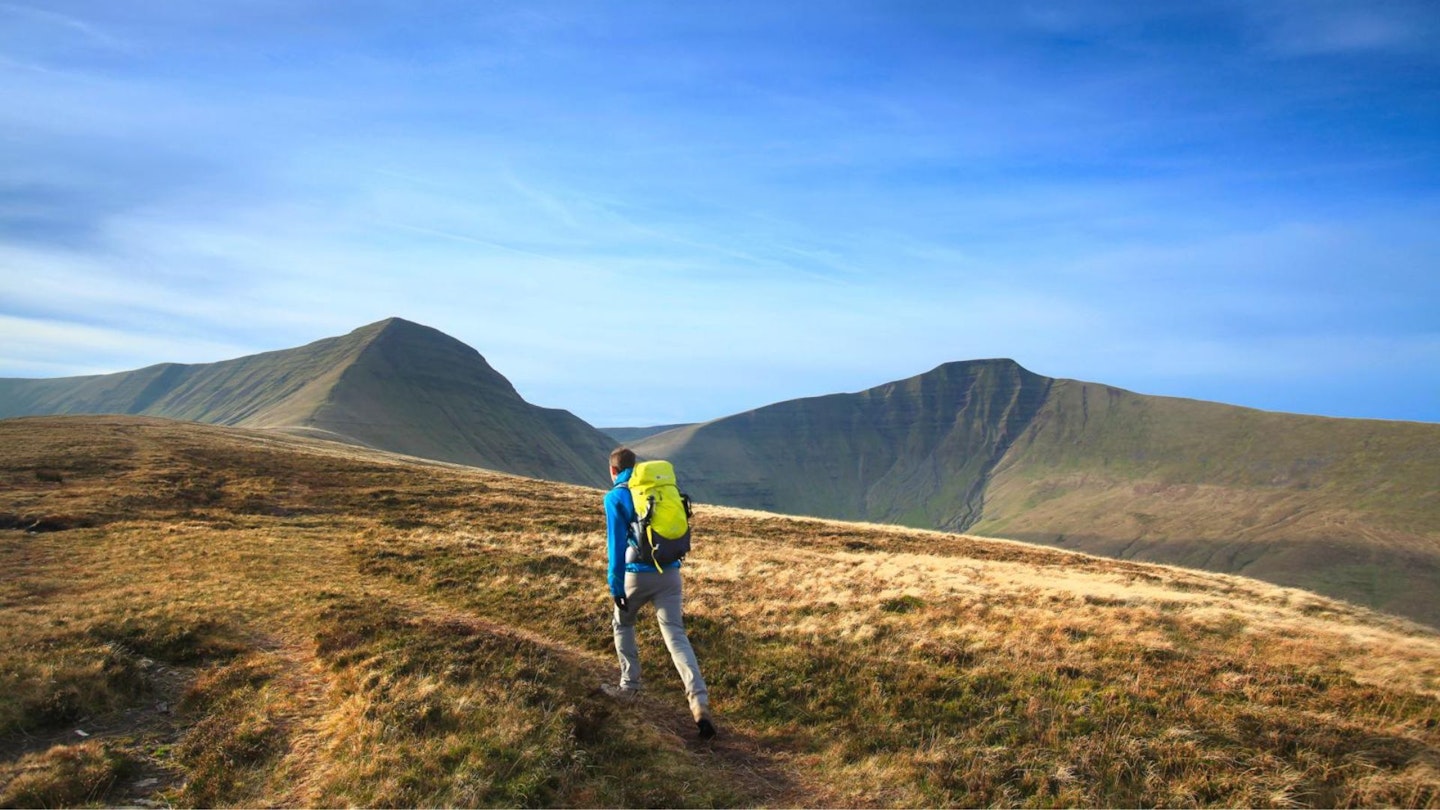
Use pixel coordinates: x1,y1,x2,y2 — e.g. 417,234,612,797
303,319,613,485
602,424,694,444
633,361,1440,627
0,319,612,486
634,359,1050,529
975,378,1440,625
0,329,369,427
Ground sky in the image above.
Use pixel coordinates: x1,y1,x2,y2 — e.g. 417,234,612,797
2,1,1438,427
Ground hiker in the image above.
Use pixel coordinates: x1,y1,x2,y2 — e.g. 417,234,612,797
602,447,716,740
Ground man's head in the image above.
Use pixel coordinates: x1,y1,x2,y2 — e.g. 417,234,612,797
609,447,636,481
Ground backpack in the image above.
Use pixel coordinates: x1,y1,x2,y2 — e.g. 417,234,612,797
628,460,693,571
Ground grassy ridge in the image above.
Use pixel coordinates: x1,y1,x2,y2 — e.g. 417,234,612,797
0,319,615,488
977,380,1440,625
0,327,371,427
2,415,1439,807
989,380,1440,523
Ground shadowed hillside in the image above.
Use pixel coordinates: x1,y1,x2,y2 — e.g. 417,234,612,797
633,362,1440,628
635,360,1050,528
0,319,613,486
1,415,1437,808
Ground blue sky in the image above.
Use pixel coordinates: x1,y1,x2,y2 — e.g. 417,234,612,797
2,1,1437,426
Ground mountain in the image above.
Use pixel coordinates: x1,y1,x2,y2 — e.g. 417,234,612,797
633,359,1440,627
6,324,1437,625
0,318,613,486
634,359,1050,527
3,416,1437,807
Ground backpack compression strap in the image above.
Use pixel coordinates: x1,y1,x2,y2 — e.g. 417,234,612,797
642,495,663,572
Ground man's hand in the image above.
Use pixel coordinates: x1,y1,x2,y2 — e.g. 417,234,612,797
613,594,628,612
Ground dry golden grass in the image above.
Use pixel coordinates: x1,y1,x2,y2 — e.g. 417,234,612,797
1,415,1438,808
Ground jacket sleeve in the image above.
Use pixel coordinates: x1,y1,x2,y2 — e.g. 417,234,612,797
604,489,631,598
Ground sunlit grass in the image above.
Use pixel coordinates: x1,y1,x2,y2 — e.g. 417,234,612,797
1,415,1438,807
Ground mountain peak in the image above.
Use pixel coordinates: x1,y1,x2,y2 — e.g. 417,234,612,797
926,357,1032,377
352,316,456,346
344,317,522,402
881,357,1049,398
310,319,612,484
367,316,430,334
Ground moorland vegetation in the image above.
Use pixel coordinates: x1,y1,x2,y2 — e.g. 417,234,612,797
1,415,1438,807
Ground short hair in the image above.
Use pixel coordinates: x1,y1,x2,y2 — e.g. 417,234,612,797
610,447,636,471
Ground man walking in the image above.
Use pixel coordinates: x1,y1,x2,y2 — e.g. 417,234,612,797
602,447,716,740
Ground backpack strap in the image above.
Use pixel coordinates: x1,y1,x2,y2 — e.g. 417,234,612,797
613,477,641,551
643,494,662,572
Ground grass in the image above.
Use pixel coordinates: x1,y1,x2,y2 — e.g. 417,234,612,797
1,414,1438,807
0,741,137,807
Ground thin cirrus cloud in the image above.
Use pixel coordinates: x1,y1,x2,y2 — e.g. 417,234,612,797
1,1,1437,424
1244,0,1435,56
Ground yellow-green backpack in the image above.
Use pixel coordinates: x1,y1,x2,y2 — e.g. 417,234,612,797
628,460,692,571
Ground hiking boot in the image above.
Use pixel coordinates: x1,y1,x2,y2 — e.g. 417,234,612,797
690,697,717,740
600,683,640,701
696,716,716,740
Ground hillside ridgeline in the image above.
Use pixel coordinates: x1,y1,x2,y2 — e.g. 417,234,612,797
602,424,695,444
0,319,612,486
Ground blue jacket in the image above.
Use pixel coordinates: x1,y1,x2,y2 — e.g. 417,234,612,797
605,467,681,597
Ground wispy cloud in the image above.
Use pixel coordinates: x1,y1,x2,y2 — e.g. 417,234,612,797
1244,0,1435,56
0,312,250,377
0,2,136,55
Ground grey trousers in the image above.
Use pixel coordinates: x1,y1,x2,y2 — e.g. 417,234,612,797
613,566,709,705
